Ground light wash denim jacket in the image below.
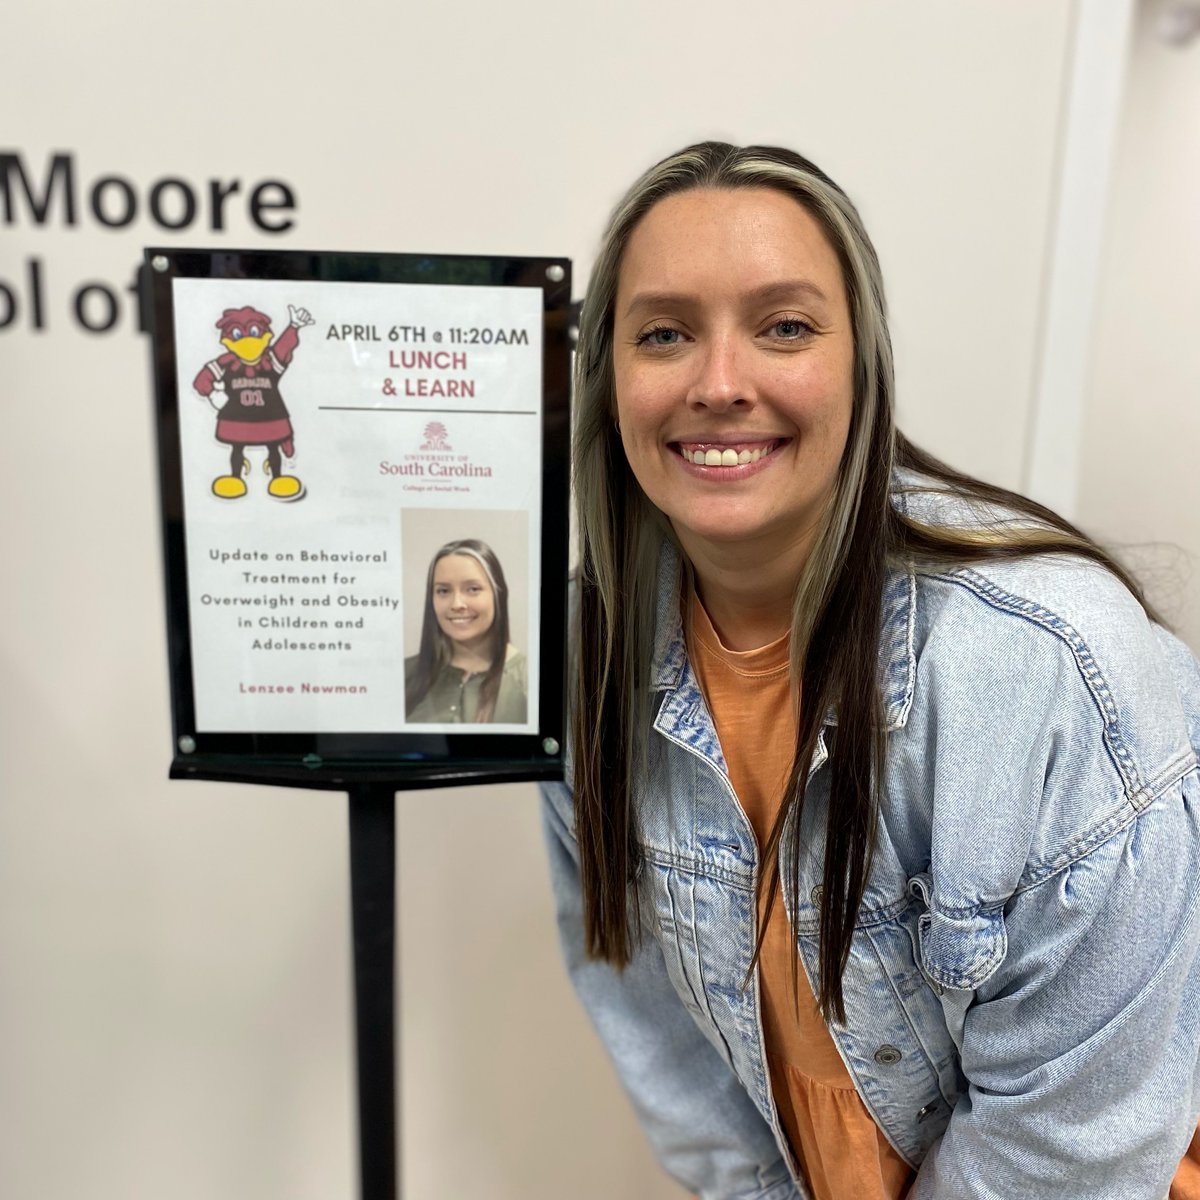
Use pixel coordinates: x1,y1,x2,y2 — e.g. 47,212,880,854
543,489,1200,1200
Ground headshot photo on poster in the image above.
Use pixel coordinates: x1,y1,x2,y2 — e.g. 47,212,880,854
401,508,532,731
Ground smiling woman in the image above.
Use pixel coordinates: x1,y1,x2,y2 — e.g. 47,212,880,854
544,142,1200,1200
403,538,527,724
613,187,854,649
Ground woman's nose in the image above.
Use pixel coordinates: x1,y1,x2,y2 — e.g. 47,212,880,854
686,336,754,412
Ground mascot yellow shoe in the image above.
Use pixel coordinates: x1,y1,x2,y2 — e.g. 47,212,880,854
212,475,248,499
267,475,304,500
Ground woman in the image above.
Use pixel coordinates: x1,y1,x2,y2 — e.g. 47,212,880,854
404,538,527,724
543,142,1200,1199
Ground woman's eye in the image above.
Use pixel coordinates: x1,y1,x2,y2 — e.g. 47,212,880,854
770,317,813,340
637,325,683,347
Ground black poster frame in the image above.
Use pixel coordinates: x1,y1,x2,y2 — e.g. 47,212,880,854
146,246,571,791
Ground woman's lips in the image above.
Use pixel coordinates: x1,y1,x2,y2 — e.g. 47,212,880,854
672,438,785,469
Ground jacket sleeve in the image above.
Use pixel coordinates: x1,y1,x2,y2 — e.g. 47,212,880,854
541,779,806,1200
910,764,1200,1199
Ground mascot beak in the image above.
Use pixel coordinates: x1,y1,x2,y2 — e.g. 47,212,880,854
221,332,273,363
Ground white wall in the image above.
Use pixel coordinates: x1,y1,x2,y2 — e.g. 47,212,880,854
0,3,1101,1198
1078,0,1200,651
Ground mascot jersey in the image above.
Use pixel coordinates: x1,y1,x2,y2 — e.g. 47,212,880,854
194,324,300,455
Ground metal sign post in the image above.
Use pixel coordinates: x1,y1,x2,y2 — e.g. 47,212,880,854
349,784,398,1200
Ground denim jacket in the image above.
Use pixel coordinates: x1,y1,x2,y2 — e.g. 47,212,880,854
542,491,1200,1200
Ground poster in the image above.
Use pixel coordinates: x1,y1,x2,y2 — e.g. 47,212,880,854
152,252,569,757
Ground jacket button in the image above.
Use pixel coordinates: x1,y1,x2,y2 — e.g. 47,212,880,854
810,884,823,906
874,1045,902,1066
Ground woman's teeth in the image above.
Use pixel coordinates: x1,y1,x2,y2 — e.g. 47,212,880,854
679,444,773,467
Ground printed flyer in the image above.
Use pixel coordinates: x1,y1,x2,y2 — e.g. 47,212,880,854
172,276,543,734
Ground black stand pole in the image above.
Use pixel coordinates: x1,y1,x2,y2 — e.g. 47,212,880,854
349,785,398,1200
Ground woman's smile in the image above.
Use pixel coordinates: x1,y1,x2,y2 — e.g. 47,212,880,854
672,437,788,473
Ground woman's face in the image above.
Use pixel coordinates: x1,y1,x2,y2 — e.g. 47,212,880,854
612,186,855,566
432,554,496,648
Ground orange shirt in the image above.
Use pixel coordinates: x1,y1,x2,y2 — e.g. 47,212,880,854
688,596,914,1199
687,594,1200,1199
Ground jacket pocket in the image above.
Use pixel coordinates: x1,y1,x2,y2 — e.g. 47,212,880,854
641,860,742,1062
908,872,1008,992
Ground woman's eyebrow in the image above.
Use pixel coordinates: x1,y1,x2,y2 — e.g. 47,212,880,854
621,291,694,319
749,279,829,306
622,279,829,319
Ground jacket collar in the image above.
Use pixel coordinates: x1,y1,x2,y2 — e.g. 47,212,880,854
649,541,916,733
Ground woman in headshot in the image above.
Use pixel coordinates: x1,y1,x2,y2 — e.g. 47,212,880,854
404,538,527,724
543,142,1200,1199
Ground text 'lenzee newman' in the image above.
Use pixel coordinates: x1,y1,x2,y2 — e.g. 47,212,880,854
240,683,367,694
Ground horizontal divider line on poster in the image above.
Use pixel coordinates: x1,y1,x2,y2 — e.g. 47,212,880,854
317,406,539,415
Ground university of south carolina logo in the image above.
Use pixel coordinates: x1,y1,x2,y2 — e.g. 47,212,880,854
378,418,492,483
420,421,451,452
